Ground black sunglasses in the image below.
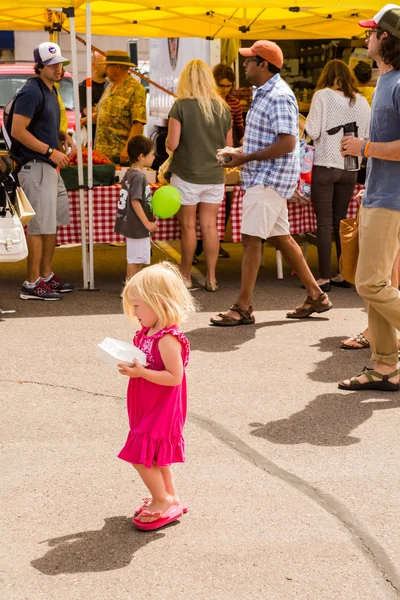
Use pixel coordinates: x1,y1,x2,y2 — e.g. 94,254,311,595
244,55,266,65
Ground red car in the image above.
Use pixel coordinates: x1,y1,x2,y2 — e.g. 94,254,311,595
0,62,76,148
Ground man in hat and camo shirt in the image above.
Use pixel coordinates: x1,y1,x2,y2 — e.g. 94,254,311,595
94,50,146,165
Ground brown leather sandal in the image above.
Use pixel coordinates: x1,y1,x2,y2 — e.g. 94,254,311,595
286,293,333,319
210,303,255,326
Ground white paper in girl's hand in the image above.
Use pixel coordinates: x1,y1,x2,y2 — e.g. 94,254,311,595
97,338,148,370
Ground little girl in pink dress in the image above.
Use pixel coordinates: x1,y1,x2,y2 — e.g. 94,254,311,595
118,261,196,531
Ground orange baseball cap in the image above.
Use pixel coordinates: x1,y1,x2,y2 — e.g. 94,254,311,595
239,40,284,69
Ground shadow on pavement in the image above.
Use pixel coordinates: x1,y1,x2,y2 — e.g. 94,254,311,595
307,336,373,383
31,516,168,575
187,318,329,353
249,391,400,447
1,242,365,319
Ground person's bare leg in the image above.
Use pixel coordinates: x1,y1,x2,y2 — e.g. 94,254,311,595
132,464,179,523
26,234,43,283
135,466,180,510
177,205,198,283
40,233,58,279
272,234,324,299
212,234,261,322
159,465,180,504
341,249,400,348
126,263,142,280
198,203,219,285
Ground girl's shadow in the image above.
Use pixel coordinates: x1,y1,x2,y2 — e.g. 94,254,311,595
31,516,167,575
250,391,400,446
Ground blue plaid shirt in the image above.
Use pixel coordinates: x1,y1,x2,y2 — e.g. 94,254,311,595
241,74,300,199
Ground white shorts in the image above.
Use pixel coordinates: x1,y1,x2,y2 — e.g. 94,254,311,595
241,185,290,239
171,173,224,206
126,236,151,265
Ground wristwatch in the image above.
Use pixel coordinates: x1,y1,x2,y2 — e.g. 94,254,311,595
45,146,55,158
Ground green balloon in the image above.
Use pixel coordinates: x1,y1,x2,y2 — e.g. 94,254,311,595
152,185,182,219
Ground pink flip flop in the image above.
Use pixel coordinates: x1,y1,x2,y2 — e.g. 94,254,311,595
134,500,188,517
133,504,183,531
134,497,152,517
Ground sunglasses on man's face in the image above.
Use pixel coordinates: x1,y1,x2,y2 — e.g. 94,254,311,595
365,28,379,38
243,56,265,66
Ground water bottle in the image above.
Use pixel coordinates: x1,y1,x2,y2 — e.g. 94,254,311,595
343,122,359,171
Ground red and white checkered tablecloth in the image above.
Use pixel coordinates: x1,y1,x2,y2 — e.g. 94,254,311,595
57,183,362,246
229,184,363,243
57,185,227,245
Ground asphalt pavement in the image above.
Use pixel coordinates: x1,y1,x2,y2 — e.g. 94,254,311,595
1,241,400,600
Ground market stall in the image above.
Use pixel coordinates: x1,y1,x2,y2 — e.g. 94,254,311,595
0,0,378,289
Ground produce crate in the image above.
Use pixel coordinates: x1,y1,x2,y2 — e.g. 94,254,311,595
60,164,116,191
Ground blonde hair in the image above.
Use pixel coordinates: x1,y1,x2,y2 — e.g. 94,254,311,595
122,261,197,328
177,59,228,124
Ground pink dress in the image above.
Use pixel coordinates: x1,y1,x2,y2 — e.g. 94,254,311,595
118,325,190,469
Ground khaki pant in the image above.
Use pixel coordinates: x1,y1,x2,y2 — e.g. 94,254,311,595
355,206,400,365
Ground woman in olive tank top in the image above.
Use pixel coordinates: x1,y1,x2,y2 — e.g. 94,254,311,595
166,60,233,291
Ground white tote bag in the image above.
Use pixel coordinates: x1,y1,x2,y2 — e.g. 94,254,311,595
0,194,28,262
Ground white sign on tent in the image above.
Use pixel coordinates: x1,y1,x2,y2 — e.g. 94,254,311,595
149,37,210,118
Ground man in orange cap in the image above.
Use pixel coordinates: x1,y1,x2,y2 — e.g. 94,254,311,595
211,40,332,326
339,4,400,391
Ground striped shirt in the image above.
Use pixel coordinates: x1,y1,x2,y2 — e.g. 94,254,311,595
241,74,300,199
226,95,244,146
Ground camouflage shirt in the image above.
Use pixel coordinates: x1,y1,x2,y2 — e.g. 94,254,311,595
95,76,146,159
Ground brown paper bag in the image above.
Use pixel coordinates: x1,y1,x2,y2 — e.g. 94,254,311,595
158,150,173,186
339,215,359,284
14,186,35,227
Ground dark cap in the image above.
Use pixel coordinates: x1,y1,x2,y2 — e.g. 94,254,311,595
353,61,372,83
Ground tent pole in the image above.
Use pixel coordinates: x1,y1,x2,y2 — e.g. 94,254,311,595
86,0,95,289
65,7,89,289
235,58,239,89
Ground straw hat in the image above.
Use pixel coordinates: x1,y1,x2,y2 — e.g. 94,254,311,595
98,50,136,67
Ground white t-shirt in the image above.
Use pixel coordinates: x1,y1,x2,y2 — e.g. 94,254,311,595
305,88,371,169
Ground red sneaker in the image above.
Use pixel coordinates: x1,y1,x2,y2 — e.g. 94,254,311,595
46,273,74,293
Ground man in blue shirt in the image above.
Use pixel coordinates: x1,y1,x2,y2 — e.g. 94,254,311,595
340,4,400,391
12,42,76,301
211,40,332,326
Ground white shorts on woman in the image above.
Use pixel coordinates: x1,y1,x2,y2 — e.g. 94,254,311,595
171,173,224,206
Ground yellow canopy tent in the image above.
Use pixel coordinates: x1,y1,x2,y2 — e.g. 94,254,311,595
0,1,381,40
0,2,71,32
71,1,380,40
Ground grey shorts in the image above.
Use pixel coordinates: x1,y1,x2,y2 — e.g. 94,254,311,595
19,161,70,235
